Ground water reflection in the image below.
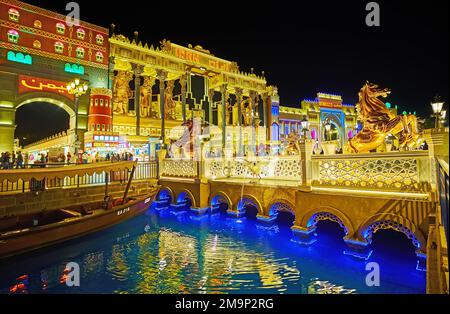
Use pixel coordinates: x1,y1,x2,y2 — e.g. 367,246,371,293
0,205,425,294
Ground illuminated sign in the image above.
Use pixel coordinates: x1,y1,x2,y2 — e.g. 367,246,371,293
18,75,74,100
173,46,231,72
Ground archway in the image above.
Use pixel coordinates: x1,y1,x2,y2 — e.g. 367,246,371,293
237,196,262,220
157,187,174,203
15,101,71,147
268,202,295,227
211,192,232,213
176,190,196,208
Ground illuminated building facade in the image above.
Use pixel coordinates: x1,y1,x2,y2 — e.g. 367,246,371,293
0,0,109,153
274,93,358,149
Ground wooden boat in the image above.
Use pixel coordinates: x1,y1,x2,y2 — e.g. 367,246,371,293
0,161,160,259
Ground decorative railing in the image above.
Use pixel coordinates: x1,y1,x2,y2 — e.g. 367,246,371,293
205,156,303,182
311,151,431,192
159,159,198,178
437,157,449,249
0,161,158,194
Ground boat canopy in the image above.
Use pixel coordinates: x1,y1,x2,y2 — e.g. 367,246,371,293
0,161,136,183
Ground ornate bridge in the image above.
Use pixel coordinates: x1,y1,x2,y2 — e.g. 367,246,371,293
155,143,444,272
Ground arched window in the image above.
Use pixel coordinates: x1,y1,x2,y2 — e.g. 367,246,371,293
100,99,104,106
56,22,65,34
33,40,41,49
34,20,42,29
54,41,64,53
75,47,85,58
7,30,19,43
96,34,104,45
271,123,279,141
8,8,19,22
95,51,103,62
76,28,85,40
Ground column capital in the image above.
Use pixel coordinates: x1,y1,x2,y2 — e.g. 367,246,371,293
156,69,168,81
234,87,243,97
132,64,144,75
220,83,228,94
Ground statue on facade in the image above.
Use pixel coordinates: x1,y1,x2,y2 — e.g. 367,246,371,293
164,80,176,120
113,71,133,114
140,76,155,117
240,98,254,126
283,131,301,155
345,81,423,153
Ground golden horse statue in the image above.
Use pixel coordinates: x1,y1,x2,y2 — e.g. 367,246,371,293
345,82,423,153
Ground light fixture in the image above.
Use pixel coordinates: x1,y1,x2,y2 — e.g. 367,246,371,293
431,95,445,128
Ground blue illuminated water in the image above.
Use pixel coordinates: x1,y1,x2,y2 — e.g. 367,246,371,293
0,204,425,294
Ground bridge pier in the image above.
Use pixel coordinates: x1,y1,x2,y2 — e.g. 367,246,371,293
291,225,317,246
256,214,277,226
343,238,373,260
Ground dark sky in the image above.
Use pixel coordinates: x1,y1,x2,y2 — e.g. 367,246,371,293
18,0,448,130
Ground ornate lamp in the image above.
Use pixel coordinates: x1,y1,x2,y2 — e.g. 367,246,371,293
431,95,445,129
301,116,309,139
67,78,89,158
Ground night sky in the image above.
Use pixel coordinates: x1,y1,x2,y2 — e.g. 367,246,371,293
16,0,449,141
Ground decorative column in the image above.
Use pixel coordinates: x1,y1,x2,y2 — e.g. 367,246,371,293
262,92,268,128
235,88,243,156
180,74,187,122
208,89,214,125
220,84,228,149
250,90,257,155
157,69,168,146
133,64,143,136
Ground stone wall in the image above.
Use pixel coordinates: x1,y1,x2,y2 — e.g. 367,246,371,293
0,179,158,218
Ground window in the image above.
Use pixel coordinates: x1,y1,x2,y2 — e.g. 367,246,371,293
56,23,65,34
95,51,103,62
76,47,85,58
95,99,98,106
7,30,19,43
34,20,42,29
33,40,41,49
76,28,85,40
54,41,64,53
8,8,19,22
96,124,100,131
100,99,104,106
96,34,104,45
105,100,109,107
102,124,105,131
91,124,95,131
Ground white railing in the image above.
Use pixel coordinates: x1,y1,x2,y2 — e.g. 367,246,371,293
204,156,303,182
311,151,431,192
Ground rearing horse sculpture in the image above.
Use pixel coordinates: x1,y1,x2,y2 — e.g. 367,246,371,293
345,81,423,153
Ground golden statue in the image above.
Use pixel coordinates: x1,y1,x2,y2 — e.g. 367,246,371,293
164,80,176,120
240,98,254,126
345,82,423,153
113,71,133,115
283,131,301,155
140,76,155,117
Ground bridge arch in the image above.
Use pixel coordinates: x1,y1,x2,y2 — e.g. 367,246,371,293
157,187,174,203
237,194,264,215
301,206,354,237
176,189,197,208
358,213,426,254
15,92,76,116
210,191,232,209
268,201,295,217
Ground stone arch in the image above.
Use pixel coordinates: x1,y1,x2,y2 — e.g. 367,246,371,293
358,213,426,254
237,194,264,215
176,189,197,208
210,191,232,209
301,206,355,237
268,200,295,217
157,186,174,202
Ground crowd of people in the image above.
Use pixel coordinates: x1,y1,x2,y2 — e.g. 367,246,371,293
1,151,26,169
0,150,136,169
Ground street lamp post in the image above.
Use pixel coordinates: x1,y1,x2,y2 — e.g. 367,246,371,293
67,78,88,161
431,95,445,129
301,115,309,140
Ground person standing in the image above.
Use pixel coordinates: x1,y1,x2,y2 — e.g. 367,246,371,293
16,151,24,169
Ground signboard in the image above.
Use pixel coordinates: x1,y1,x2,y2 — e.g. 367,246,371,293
18,75,74,100
172,46,232,72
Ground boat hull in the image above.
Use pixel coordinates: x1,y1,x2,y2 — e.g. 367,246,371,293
0,190,158,259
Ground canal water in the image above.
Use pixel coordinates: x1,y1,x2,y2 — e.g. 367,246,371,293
0,204,425,294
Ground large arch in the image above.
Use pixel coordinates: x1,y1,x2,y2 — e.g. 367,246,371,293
267,199,295,217
15,93,76,115
357,213,426,254
301,206,355,237
176,189,197,208
157,186,174,203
